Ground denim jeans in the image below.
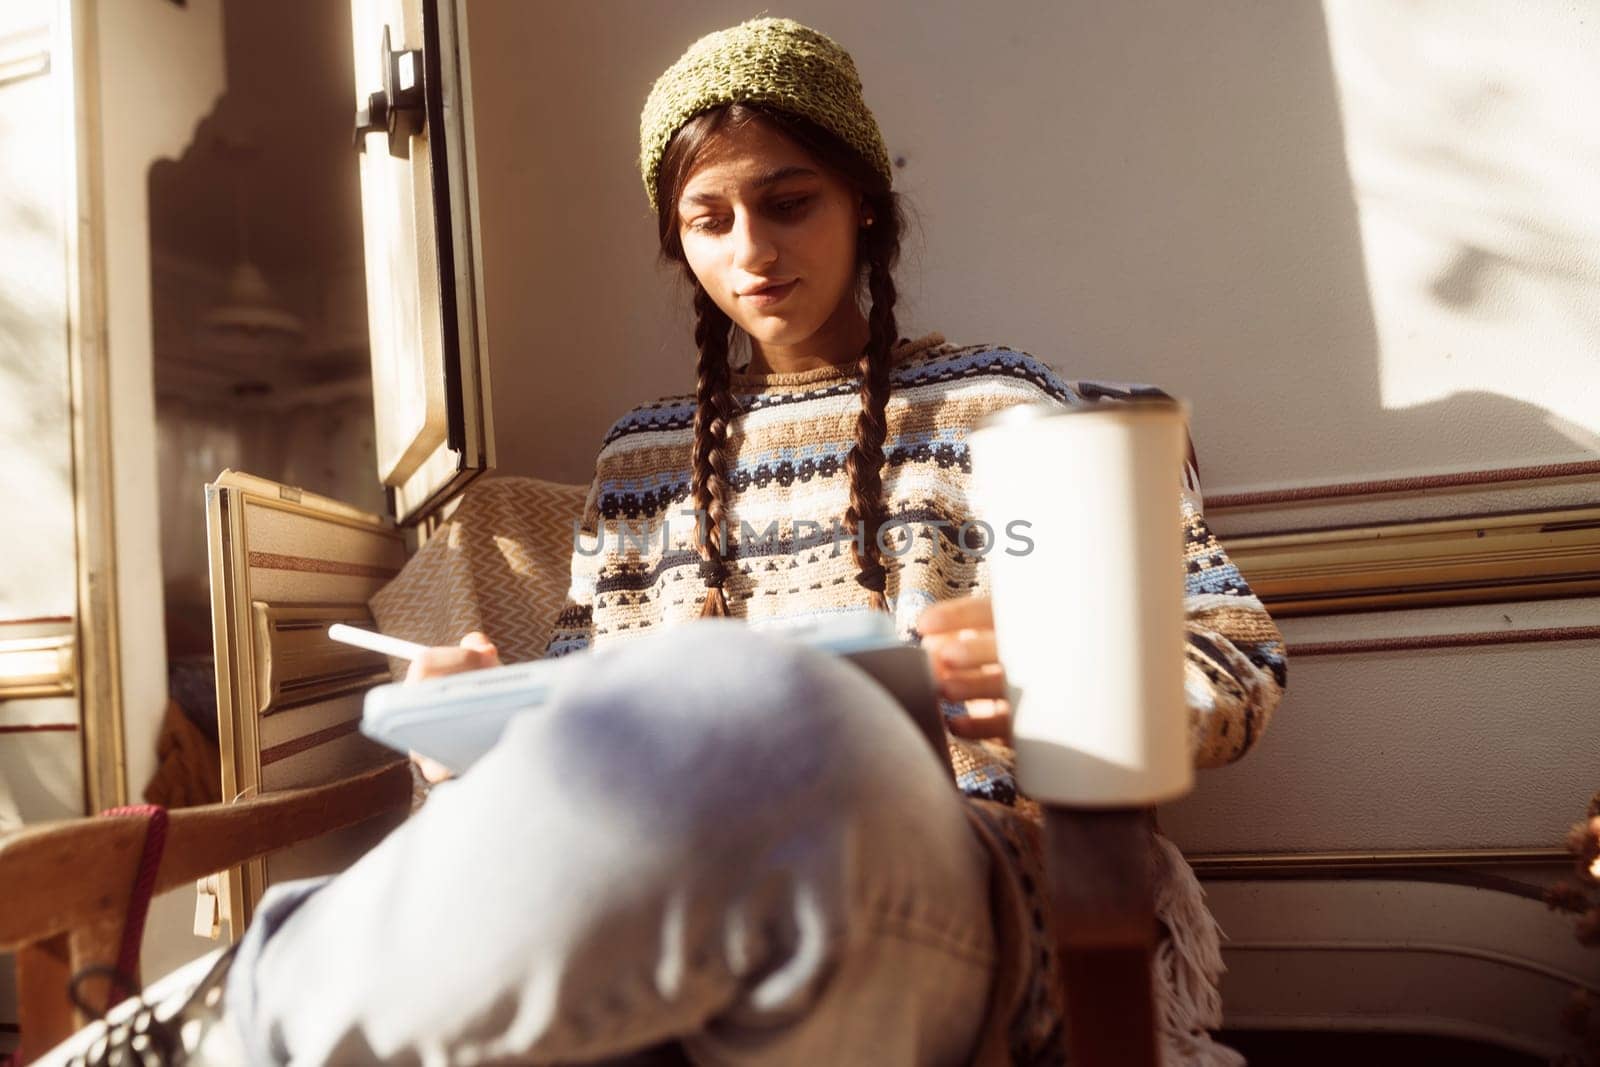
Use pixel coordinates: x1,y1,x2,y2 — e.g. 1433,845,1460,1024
227,619,996,1065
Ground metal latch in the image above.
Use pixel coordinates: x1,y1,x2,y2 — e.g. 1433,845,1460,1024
353,25,424,159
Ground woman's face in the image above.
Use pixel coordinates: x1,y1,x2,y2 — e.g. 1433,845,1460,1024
675,118,866,361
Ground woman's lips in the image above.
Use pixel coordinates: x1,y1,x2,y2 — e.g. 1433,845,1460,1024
740,280,798,307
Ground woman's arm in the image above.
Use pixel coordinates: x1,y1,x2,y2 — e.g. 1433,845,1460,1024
1178,498,1287,768
919,495,1287,769
541,467,607,659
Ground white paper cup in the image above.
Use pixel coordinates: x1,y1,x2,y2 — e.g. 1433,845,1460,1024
969,399,1193,807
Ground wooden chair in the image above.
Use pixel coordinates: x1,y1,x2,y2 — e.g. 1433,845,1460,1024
0,763,411,1064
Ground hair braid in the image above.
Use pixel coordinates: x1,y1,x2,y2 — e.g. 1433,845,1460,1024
690,285,738,617
656,103,907,618
844,240,900,614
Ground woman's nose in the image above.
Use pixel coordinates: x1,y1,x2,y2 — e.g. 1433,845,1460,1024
730,211,778,272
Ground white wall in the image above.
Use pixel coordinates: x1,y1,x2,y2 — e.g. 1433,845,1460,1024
0,2,85,846
0,5,76,630
464,0,1599,492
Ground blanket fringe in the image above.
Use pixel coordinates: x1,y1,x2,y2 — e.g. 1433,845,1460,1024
1151,831,1246,1067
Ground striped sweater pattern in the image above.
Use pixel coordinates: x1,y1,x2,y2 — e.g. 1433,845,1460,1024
545,333,1285,777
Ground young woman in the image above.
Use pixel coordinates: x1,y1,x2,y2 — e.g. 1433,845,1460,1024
64,17,1285,1067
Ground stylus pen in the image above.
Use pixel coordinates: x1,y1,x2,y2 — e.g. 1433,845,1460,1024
327,623,429,662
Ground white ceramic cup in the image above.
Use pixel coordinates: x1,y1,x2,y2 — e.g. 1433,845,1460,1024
969,399,1193,808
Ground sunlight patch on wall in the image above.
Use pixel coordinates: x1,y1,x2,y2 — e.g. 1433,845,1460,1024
1322,0,1600,438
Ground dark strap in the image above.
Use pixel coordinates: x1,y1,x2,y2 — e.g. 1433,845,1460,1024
97,804,169,1003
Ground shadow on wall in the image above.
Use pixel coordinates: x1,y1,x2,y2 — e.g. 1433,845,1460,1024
459,1,1595,489
0,128,77,618
944,0,1592,492
0,195,71,481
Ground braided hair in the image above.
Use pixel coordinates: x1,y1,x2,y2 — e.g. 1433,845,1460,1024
657,104,904,617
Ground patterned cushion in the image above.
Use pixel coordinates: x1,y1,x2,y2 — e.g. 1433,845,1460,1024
369,477,589,676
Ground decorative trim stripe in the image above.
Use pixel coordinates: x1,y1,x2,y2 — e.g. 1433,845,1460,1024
0,615,73,627
1227,506,1600,617
1209,460,1600,510
248,552,400,580
1287,625,1600,657
259,718,361,766
0,723,78,734
1188,846,1568,872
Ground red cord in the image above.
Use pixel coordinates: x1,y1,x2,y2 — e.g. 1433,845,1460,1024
97,804,169,1002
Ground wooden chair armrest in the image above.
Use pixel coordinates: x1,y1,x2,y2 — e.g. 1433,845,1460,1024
1044,805,1159,1067
1,760,411,1061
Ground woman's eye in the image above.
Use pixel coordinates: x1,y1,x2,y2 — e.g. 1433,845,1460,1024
685,198,807,233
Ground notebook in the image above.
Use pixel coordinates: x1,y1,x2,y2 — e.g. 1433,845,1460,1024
360,613,952,776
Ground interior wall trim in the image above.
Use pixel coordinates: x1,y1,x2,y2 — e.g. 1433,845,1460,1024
1286,625,1600,657
1209,460,1600,511
1189,847,1569,876
1190,849,1590,914
1221,939,1599,997
1224,505,1600,616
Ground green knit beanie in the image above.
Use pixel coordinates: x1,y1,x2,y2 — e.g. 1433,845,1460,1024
639,17,892,214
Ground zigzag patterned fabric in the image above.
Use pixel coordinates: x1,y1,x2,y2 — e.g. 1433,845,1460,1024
371,478,590,672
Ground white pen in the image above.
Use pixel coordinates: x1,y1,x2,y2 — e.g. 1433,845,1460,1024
327,623,429,662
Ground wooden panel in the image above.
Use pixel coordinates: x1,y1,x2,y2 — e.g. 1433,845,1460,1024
249,603,389,715
1046,808,1159,1067
206,470,408,933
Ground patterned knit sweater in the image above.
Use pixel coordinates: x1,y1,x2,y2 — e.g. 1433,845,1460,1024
543,333,1287,1063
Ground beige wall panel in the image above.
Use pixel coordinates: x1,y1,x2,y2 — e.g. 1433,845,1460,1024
461,1,1599,497
243,500,404,567
0,710,84,828
1160,631,1600,853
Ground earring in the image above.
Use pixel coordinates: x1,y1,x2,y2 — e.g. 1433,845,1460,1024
861,215,875,228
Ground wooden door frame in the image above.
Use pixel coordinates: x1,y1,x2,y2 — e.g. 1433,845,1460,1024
63,0,124,813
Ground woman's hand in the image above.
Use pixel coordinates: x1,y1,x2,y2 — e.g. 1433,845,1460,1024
916,596,1012,741
403,631,500,783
